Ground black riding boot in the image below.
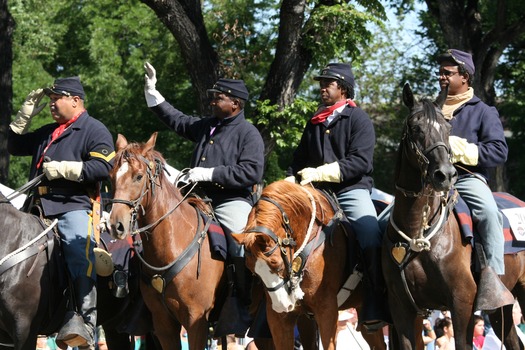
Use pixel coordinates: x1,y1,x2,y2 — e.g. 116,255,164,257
475,266,514,311
214,257,253,337
361,247,390,332
56,276,97,349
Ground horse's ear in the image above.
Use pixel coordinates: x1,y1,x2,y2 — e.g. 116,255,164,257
116,134,128,151
402,83,415,109
435,85,448,109
144,132,158,153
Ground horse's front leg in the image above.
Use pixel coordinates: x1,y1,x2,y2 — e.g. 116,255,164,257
450,297,475,350
186,317,210,350
388,289,422,350
314,304,338,350
266,307,296,350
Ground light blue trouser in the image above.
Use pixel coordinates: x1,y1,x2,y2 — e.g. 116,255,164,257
337,189,383,250
455,175,505,274
56,210,96,280
214,200,252,258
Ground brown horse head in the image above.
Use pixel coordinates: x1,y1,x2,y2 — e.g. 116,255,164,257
233,180,332,313
398,83,457,194
109,132,175,239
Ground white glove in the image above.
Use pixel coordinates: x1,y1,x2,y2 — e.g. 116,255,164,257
298,162,341,186
144,62,165,107
98,211,111,233
449,136,479,166
10,89,47,134
284,176,297,183
43,161,83,181
179,167,214,183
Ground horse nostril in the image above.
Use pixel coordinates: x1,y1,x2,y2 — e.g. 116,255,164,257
115,222,125,235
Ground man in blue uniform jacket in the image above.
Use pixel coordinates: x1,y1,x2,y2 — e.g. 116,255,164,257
438,49,513,310
286,63,389,331
143,62,265,335
8,77,115,349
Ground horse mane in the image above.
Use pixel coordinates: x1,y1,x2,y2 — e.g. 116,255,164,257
243,181,333,251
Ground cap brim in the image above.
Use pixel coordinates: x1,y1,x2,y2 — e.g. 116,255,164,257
313,74,338,81
43,87,58,96
207,88,223,95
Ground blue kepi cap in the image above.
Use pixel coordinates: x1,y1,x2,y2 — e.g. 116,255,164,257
207,78,249,101
44,76,86,100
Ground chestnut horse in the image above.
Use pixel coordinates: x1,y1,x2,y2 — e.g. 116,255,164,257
383,83,525,350
232,180,386,350
109,132,226,350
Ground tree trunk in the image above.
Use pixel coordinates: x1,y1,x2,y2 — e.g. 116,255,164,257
140,0,219,115
0,0,14,184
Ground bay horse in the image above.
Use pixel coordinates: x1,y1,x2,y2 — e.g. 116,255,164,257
0,192,155,350
232,180,386,350
382,83,525,350
109,132,226,350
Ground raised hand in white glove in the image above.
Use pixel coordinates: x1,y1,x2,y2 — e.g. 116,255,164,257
298,162,341,186
43,161,83,181
449,136,479,166
10,89,47,134
179,167,215,183
144,62,165,107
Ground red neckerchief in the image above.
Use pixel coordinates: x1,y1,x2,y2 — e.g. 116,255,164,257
36,110,85,169
310,99,356,125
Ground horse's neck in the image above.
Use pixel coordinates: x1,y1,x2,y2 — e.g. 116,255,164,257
392,188,443,234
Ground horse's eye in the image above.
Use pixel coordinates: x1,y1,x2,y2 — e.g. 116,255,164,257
136,174,143,181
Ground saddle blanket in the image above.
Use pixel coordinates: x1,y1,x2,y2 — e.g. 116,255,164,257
199,212,227,261
454,192,525,254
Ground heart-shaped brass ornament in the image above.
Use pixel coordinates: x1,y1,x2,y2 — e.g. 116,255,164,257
392,244,407,264
151,275,165,294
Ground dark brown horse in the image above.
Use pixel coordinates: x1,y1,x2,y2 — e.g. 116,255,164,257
382,83,525,350
0,192,155,350
232,180,386,350
109,132,226,350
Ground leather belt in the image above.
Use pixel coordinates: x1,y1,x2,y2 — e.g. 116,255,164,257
36,186,86,196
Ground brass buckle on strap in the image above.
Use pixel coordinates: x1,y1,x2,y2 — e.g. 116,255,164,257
37,186,49,196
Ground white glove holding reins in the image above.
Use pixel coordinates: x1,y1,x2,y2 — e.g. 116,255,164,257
449,136,479,166
10,89,47,134
179,167,215,183
144,62,165,107
298,162,341,186
43,161,83,182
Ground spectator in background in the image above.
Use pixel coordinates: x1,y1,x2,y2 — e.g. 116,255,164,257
472,315,485,350
435,317,455,350
423,318,437,350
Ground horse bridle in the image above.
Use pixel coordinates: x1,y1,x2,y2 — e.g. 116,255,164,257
246,187,323,295
245,196,298,293
396,116,451,197
111,153,187,235
391,110,457,254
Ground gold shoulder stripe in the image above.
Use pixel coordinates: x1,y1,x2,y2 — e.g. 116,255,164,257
90,151,115,162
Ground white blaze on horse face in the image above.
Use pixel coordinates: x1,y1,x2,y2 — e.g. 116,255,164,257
254,259,296,313
116,161,129,182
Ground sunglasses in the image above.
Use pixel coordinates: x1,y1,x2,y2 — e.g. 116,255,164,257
436,69,459,78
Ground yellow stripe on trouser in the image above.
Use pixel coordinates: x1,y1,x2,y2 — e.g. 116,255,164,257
86,214,94,277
